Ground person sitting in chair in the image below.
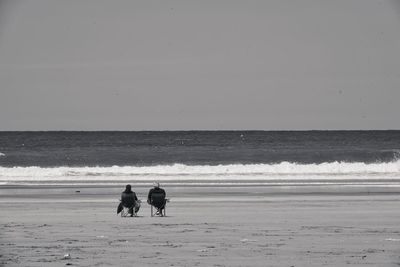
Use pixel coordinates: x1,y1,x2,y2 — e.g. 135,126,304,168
120,184,140,216
147,182,166,216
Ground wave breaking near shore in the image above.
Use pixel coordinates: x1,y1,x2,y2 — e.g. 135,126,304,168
1,161,400,185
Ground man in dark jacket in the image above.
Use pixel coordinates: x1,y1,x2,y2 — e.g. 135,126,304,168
147,182,166,215
120,184,140,216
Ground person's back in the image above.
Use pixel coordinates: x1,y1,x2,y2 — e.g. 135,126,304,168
147,182,166,214
120,184,140,216
121,191,137,207
148,187,165,200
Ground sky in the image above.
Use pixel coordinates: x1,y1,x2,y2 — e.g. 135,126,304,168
0,0,399,130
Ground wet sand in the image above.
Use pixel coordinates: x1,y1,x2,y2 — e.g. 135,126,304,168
1,185,400,266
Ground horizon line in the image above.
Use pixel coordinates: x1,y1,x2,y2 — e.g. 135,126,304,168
0,129,399,132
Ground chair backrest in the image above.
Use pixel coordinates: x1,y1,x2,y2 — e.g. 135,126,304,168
151,191,166,207
121,192,136,207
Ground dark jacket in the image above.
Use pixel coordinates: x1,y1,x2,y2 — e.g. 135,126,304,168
147,187,166,208
121,191,138,207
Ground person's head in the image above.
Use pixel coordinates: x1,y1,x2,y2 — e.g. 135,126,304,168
153,181,160,188
125,184,132,192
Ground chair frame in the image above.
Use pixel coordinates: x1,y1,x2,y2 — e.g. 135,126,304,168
121,205,137,217
150,198,169,217
120,199,141,217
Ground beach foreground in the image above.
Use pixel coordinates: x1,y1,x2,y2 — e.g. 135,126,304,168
1,185,400,267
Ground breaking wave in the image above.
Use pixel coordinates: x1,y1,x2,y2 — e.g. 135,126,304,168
0,161,400,184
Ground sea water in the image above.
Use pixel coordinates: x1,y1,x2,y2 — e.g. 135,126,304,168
0,131,399,186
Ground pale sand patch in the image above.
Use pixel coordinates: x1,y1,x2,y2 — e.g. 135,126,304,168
1,186,400,267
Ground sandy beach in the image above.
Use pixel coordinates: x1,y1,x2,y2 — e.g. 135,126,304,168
1,185,400,267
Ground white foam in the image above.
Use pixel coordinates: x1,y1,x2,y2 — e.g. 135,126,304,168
0,161,399,184
385,238,400,242
0,152,5,157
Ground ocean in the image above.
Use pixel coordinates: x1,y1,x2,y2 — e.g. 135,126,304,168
0,131,399,186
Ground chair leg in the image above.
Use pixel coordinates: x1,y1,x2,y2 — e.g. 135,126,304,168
150,205,166,217
121,207,128,217
121,207,137,217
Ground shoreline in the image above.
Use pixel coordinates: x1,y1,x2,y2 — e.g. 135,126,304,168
1,184,400,205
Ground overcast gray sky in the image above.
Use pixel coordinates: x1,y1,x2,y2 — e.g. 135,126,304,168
0,0,399,130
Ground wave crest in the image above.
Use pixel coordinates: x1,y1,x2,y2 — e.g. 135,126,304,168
0,161,399,181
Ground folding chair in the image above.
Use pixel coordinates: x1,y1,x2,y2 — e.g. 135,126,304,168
121,204,137,217
150,193,169,217
119,199,141,217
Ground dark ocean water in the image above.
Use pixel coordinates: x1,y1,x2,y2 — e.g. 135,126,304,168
0,131,399,167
